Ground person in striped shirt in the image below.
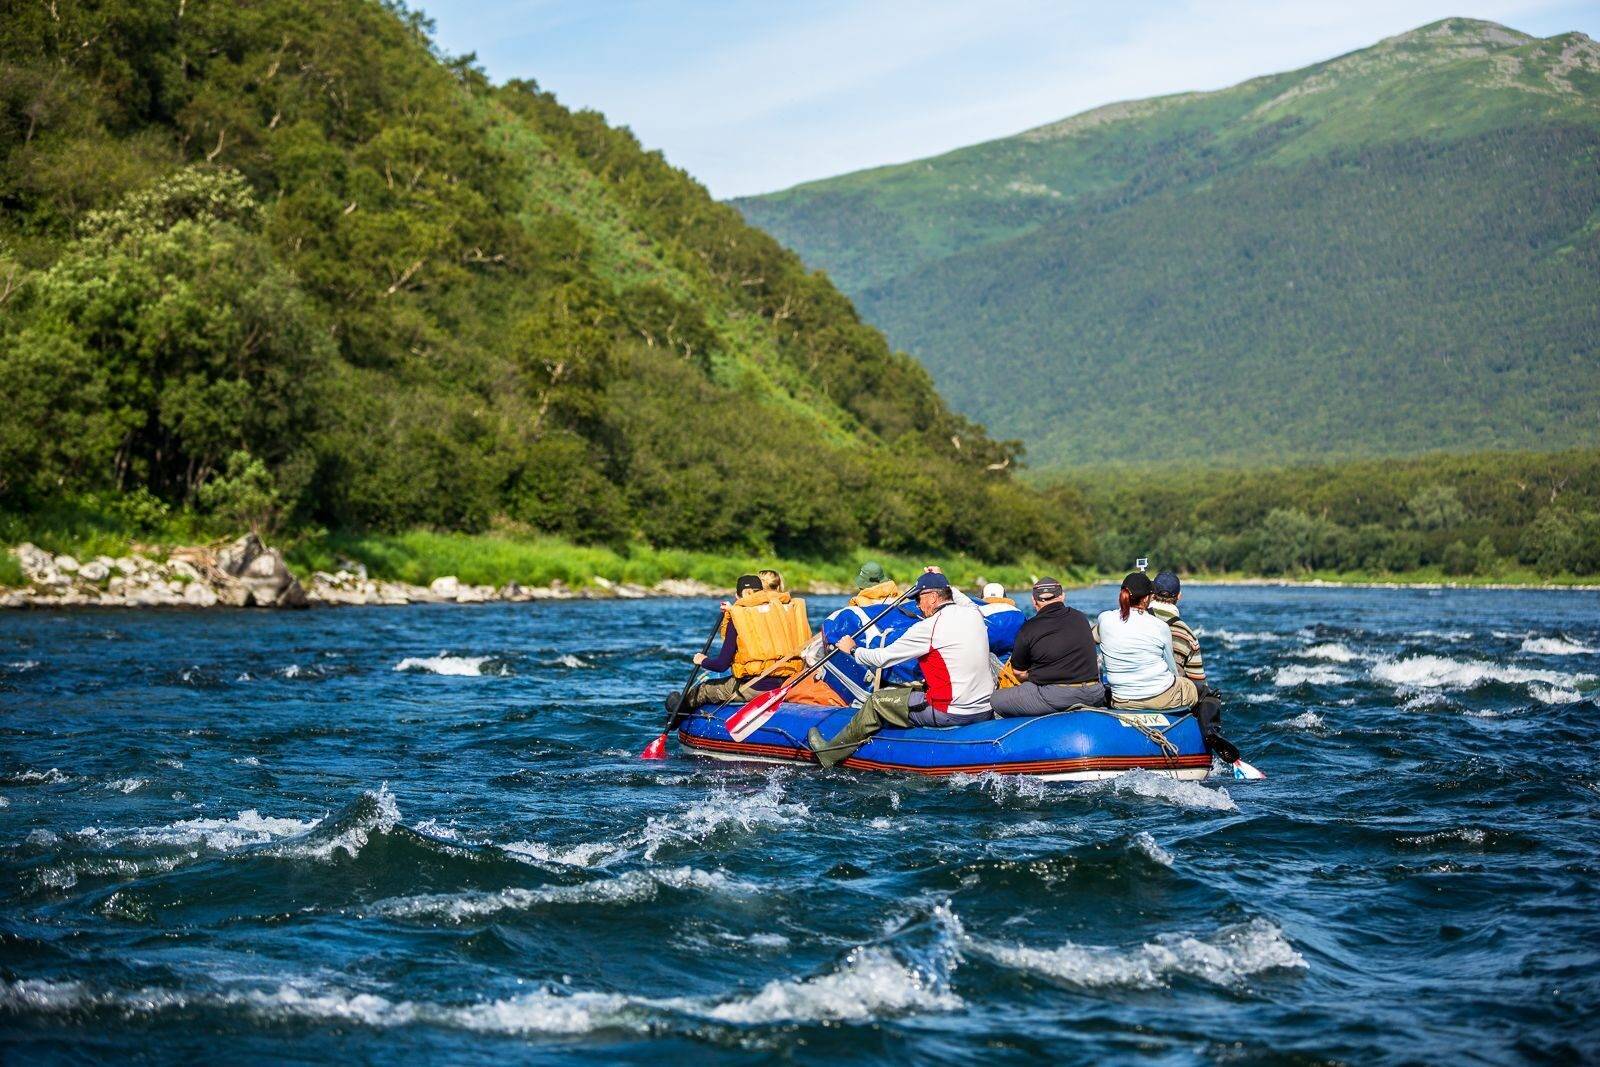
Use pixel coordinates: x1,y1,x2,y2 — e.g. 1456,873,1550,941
1147,570,1205,686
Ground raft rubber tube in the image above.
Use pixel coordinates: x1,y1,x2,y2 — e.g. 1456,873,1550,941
678,701,1212,781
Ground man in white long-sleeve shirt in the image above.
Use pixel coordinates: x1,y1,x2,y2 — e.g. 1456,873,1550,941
807,569,994,768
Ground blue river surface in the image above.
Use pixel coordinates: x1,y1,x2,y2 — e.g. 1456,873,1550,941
2,584,1598,1065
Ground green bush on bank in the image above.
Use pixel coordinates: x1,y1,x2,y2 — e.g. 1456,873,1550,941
287,529,1066,592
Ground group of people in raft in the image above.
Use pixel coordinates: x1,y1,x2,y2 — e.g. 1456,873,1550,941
664,563,1227,768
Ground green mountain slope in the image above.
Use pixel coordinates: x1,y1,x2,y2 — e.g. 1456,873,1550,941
0,0,1083,562
736,19,1600,467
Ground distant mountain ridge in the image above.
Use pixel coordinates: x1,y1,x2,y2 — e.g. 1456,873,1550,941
736,19,1600,467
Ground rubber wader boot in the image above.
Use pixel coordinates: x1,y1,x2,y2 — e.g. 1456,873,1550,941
807,717,877,768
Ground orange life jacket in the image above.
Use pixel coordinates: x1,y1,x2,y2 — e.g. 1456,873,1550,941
847,580,900,608
728,589,812,679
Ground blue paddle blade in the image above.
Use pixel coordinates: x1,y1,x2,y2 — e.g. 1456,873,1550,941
1231,759,1267,780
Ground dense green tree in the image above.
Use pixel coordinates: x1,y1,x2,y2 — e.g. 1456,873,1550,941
0,0,1079,566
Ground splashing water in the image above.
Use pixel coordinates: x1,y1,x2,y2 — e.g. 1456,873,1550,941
3,586,1598,1063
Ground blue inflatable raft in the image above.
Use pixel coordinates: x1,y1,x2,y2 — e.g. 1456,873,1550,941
678,702,1213,781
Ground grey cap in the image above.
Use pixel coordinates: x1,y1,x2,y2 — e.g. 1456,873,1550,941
1032,576,1064,599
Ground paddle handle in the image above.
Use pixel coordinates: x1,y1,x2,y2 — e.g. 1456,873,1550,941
661,612,725,731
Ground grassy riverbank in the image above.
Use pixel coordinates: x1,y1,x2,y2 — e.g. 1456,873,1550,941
0,507,1076,593
4,507,1593,596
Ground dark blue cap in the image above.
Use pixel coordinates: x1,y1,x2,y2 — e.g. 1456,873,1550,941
1153,569,1181,597
911,572,951,595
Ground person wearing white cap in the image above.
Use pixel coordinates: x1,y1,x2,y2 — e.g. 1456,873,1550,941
977,582,1026,659
991,577,1106,716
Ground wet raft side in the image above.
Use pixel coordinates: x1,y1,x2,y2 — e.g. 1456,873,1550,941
679,704,1212,781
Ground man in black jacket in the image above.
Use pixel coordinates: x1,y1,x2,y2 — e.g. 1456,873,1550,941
991,577,1107,716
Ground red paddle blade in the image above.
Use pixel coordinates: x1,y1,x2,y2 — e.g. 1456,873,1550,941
726,687,787,742
640,733,668,760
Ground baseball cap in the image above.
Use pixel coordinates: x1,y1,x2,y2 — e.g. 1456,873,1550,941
1153,569,1182,597
911,572,951,595
1121,571,1155,599
1032,577,1064,600
982,582,1005,599
735,574,763,595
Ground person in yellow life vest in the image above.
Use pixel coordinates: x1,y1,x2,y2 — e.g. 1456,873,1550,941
666,573,813,715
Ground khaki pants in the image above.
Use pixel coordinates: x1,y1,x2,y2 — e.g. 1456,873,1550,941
1111,675,1199,710
684,676,763,710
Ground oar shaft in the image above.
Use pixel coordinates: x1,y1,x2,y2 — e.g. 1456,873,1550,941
740,587,917,710
661,613,725,731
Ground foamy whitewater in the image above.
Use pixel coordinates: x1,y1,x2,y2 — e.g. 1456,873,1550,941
3,585,1597,1063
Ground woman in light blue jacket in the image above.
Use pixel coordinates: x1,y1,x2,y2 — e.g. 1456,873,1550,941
1095,572,1199,710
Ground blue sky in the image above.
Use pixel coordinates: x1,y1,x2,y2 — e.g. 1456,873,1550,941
423,1,1600,198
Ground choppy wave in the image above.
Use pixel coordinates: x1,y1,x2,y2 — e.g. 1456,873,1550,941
1528,684,1584,705
641,780,809,860
1095,769,1237,812
263,788,400,862
1520,636,1596,656
81,809,321,852
4,768,72,785
966,917,1304,990
1272,664,1352,687
394,655,506,677
1398,827,1488,848
1299,642,1359,663
375,867,753,922
1205,629,1278,644
500,839,624,868
102,777,148,794
1371,655,1594,695
705,944,960,1023
948,772,1051,805
1274,711,1327,731
0,977,650,1037
1131,831,1174,867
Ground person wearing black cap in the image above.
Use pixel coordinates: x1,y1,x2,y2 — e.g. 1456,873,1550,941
1095,571,1198,710
1149,570,1205,688
991,577,1106,716
669,573,802,714
806,568,994,767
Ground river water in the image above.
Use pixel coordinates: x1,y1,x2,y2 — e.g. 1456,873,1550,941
2,586,1597,1064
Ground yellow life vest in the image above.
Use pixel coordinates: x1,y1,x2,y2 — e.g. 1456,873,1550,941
847,580,900,608
728,589,812,679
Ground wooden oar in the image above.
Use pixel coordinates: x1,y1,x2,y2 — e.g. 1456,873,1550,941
640,612,726,760
725,586,917,742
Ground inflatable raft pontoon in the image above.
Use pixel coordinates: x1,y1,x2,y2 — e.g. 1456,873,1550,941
678,701,1213,781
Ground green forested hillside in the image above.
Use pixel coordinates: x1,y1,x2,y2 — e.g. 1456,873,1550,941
0,0,1085,563
1062,449,1600,579
737,19,1600,468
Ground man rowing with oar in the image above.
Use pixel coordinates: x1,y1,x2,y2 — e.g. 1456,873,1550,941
806,569,994,768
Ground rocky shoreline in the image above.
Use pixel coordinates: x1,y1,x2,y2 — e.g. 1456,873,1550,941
0,535,777,609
